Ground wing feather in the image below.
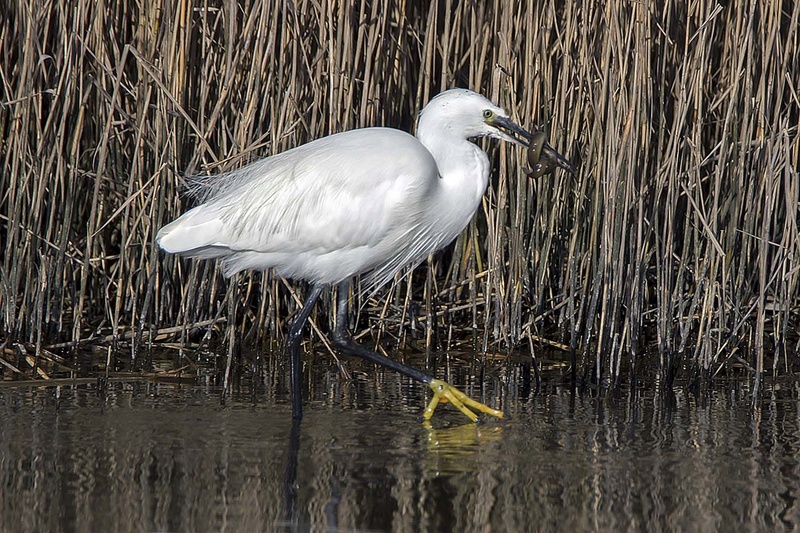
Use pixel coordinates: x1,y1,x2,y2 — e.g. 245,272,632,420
156,128,440,280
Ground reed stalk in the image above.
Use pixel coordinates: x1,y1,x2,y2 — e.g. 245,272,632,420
1,0,797,388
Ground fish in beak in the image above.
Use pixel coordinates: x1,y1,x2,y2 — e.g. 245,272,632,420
491,116,577,177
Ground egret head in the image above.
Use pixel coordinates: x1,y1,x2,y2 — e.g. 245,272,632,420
417,88,576,175
418,89,519,142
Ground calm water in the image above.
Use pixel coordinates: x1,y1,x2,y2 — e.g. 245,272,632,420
1,361,798,532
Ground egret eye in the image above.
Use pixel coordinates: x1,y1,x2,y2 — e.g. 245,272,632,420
482,109,493,119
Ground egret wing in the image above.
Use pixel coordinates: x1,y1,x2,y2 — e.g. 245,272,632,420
157,128,439,276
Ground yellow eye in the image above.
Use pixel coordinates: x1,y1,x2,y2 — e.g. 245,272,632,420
482,109,493,119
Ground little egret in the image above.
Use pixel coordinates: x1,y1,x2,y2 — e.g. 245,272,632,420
157,88,575,422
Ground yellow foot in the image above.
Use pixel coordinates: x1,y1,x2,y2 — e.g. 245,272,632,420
423,378,504,422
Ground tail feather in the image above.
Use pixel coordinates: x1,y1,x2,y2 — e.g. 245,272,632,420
156,207,226,256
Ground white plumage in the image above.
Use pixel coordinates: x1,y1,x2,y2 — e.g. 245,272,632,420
156,88,575,422
157,89,520,290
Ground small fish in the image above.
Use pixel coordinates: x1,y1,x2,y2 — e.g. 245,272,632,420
523,131,576,177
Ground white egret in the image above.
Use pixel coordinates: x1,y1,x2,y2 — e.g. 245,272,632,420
157,88,575,422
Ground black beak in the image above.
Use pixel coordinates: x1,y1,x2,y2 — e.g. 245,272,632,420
493,116,577,177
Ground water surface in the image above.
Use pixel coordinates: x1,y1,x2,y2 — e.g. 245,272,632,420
1,364,798,532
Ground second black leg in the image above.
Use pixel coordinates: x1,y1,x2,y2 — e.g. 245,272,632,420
287,284,324,420
331,280,433,385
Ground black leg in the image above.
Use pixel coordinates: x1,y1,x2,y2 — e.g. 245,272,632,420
332,280,433,385
283,419,301,523
325,280,503,422
287,284,324,420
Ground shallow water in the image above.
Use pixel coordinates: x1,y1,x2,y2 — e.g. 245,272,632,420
1,363,798,532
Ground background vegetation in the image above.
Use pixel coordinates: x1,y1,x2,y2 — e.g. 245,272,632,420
1,0,798,389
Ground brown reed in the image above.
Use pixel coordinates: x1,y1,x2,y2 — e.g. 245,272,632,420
0,0,798,390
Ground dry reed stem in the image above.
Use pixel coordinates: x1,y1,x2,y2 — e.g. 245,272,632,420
0,0,797,389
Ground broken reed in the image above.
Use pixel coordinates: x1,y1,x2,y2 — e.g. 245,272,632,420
0,0,798,386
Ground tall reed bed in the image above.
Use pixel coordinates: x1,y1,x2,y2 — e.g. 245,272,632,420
1,0,798,388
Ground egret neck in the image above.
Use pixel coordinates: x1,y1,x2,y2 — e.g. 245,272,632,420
416,123,491,240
